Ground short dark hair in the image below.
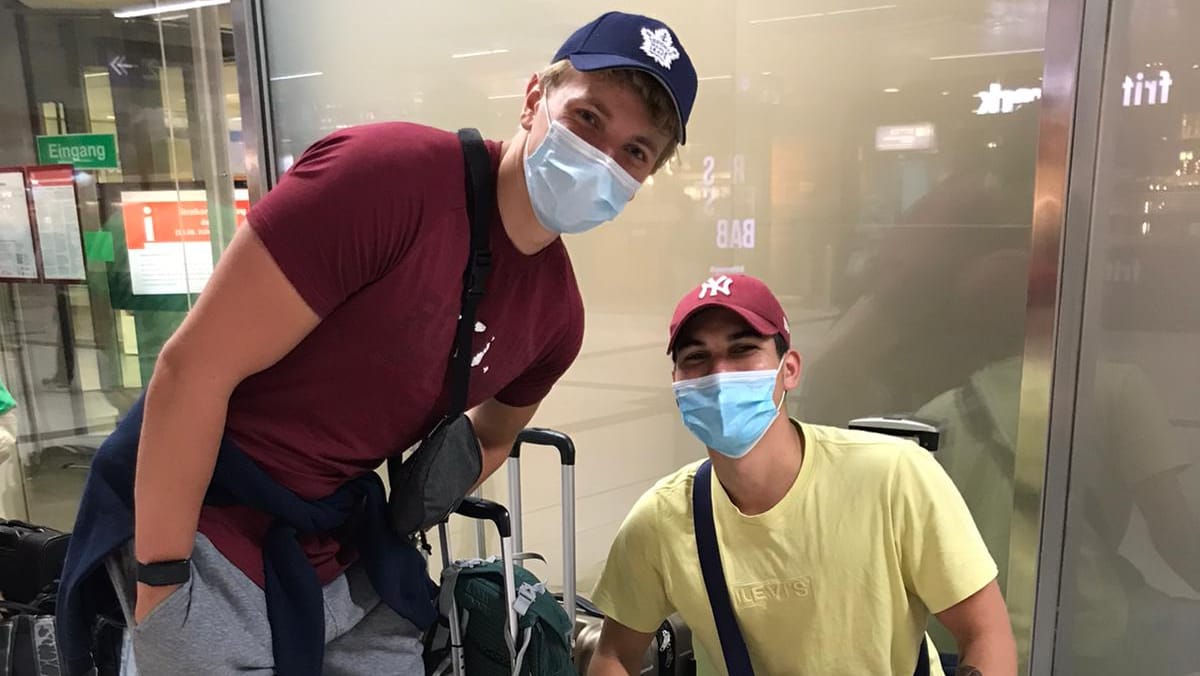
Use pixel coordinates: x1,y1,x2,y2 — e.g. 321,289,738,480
772,334,789,359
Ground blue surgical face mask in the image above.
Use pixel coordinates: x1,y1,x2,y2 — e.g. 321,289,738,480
673,364,785,459
523,99,641,235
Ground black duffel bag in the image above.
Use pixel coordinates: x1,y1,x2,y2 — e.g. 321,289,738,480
0,521,69,605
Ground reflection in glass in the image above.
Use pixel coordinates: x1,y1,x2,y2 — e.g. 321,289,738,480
0,5,242,530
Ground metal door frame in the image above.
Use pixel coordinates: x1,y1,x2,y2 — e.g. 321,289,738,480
1010,0,1115,672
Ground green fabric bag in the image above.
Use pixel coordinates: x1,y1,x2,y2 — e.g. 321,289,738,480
426,557,573,676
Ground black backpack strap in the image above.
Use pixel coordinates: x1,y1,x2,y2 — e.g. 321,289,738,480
446,128,494,418
693,460,755,676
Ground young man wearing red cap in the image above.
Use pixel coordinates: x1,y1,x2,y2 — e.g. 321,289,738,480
58,12,698,675
588,274,1016,676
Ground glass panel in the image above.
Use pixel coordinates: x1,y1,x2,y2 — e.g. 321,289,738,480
262,0,1049,662
1053,1,1200,673
0,3,243,531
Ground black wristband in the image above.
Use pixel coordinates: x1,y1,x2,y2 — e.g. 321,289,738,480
136,559,191,587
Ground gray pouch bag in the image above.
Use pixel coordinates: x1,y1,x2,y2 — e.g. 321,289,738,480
388,415,482,535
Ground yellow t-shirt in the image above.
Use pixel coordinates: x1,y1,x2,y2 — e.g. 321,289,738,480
591,421,997,675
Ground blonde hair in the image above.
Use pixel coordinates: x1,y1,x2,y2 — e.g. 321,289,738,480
540,60,680,172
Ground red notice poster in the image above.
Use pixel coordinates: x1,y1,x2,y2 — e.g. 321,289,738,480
119,189,249,295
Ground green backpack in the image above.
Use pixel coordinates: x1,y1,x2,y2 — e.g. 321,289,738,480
425,557,574,676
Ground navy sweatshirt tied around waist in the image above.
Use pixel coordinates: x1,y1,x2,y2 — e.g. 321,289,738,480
56,396,437,675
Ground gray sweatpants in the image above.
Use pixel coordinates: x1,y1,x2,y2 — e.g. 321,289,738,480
132,534,424,674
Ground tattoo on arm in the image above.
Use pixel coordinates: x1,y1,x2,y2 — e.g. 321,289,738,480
955,666,983,676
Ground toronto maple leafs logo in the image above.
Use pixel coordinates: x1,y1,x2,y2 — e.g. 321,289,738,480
640,27,680,69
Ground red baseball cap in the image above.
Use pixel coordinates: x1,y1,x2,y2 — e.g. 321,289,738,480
668,274,791,354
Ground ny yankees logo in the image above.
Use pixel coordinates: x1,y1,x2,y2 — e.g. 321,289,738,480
698,275,733,299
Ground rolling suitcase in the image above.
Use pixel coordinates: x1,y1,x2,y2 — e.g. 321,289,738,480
429,429,577,676
505,430,695,674
433,428,695,675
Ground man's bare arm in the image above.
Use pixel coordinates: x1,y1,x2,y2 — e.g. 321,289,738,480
467,398,540,488
935,580,1017,676
587,618,654,676
134,228,319,621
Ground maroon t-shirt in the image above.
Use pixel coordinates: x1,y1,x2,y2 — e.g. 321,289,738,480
197,122,585,586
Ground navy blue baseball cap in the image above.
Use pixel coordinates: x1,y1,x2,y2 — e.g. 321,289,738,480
553,12,697,144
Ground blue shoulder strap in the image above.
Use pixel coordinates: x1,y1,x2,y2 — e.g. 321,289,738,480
692,460,755,676
915,634,931,676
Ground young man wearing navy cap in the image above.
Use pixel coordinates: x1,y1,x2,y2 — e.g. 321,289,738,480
57,12,698,675
589,275,1016,675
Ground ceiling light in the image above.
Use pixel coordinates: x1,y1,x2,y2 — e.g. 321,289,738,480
929,48,1044,61
883,88,900,93
269,71,324,82
826,4,898,16
749,4,896,24
749,11,825,23
113,0,229,19
451,49,509,59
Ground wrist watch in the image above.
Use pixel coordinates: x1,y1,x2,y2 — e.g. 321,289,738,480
136,559,191,586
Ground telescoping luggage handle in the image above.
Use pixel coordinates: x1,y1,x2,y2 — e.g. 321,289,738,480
847,415,941,452
507,428,577,632
445,497,520,652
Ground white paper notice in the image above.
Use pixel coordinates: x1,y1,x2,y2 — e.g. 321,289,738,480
29,167,86,282
0,171,38,280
